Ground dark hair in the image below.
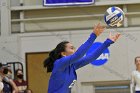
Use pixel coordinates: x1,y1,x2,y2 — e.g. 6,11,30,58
15,69,23,75
44,41,69,72
135,56,140,63
3,68,9,74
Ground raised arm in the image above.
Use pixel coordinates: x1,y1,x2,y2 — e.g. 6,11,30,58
53,24,105,72
73,32,121,70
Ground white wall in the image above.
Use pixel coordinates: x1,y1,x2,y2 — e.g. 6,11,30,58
0,36,19,63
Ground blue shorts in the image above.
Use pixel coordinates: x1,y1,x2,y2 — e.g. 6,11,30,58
136,91,140,93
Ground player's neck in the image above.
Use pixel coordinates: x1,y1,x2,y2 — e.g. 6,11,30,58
17,78,23,83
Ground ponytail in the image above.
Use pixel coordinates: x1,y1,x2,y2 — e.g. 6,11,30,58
44,41,69,72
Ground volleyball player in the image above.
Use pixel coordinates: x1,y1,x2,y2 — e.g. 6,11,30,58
44,23,121,93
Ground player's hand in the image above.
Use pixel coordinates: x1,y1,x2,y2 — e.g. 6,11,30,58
93,23,105,36
109,32,121,42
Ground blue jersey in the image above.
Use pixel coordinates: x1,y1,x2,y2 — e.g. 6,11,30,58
48,33,114,93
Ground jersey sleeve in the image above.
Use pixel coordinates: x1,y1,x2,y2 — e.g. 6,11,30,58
53,33,97,72
73,39,114,70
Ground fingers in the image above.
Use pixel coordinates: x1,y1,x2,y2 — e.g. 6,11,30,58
95,23,105,30
109,32,121,42
98,25,105,32
117,33,121,37
97,23,105,30
93,23,106,36
114,33,121,41
115,33,121,40
93,24,97,30
96,23,100,28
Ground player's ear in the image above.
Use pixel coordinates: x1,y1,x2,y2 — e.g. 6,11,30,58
61,52,66,57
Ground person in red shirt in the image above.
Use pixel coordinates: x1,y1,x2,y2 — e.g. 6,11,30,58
14,69,27,93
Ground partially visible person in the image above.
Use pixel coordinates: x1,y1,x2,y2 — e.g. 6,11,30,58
0,81,3,93
0,63,18,93
0,63,4,93
131,56,140,93
14,69,27,93
3,77,18,93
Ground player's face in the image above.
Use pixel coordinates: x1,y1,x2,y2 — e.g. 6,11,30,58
64,43,75,56
17,70,23,75
135,58,140,66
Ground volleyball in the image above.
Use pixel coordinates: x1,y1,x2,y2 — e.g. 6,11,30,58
104,6,124,27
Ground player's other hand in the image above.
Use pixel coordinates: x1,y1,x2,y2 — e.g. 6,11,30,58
93,23,105,36
109,32,121,42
